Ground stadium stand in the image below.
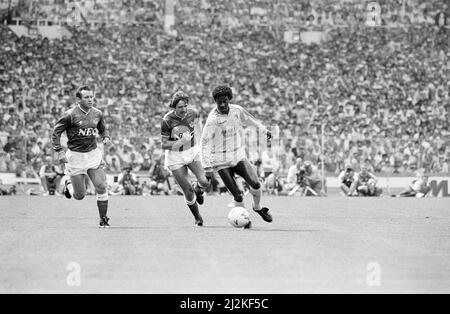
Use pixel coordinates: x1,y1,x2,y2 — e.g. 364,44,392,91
0,0,449,188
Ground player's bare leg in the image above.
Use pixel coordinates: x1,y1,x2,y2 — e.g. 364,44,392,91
218,167,252,229
66,174,88,200
172,166,203,226
187,160,210,205
87,167,110,228
233,160,273,223
217,168,245,208
233,161,262,210
340,184,351,196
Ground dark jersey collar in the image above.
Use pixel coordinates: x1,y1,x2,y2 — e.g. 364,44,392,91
77,104,91,115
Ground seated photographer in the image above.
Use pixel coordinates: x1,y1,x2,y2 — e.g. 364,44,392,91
108,176,125,196
39,157,63,196
392,170,431,198
288,160,323,196
338,166,358,196
0,179,16,196
149,158,169,195
354,165,382,197
108,156,122,173
118,166,139,195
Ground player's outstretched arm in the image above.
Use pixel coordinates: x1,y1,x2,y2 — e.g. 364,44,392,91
52,113,71,163
238,106,271,139
200,116,215,172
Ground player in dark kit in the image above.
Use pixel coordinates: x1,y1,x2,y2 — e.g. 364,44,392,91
161,91,209,226
52,86,112,228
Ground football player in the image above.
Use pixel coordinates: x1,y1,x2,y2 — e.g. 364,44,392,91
52,86,111,228
201,86,273,228
161,91,210,226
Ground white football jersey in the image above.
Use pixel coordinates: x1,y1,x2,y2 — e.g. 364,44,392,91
201,104,266,171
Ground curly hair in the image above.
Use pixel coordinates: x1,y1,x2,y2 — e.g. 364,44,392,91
170,91,189,108
212,85,233,101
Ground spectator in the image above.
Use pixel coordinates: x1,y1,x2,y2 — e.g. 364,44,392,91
0,0,448,180
39,156,63,196
285,157,302,191
118,166,139,195
392,170,431,198
2,136,16,153
352,165,383,197
0,179,16,196
105,147,122,172
7,149,18,172
338,165,358,196
119,145,133,168
301,160,324,196
260,150,280,178
0,151,8,172
149,158,169,195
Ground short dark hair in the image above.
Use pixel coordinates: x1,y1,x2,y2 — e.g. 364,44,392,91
75,85,92,99
212,86,233,101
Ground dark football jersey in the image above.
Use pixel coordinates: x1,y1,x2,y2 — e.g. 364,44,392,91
161,109,198,152
52,105,108,153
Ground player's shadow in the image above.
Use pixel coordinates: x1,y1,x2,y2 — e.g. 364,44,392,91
101,226,320,232
105,227,169,230
250,228,320,233
202,226,320,233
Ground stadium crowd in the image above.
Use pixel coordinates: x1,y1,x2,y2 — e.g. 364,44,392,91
1,0,449,193
4,0,163,23
175,0,449,32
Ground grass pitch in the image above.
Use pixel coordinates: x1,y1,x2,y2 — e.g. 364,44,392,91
0,195,449,294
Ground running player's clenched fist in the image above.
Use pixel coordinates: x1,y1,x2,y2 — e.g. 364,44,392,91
56,150,68,164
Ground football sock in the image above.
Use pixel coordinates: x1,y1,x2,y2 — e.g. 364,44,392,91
250,186,262,211
97,193,109,218
188,203,201,220
186,196,200,219
67,181,74,195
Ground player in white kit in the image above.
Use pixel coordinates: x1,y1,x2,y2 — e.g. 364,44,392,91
201,86,273,227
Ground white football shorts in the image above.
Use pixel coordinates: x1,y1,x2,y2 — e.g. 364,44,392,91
65,148,104,176
165,146,201,171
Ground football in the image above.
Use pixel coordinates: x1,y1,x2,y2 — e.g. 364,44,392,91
228,207,251,228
